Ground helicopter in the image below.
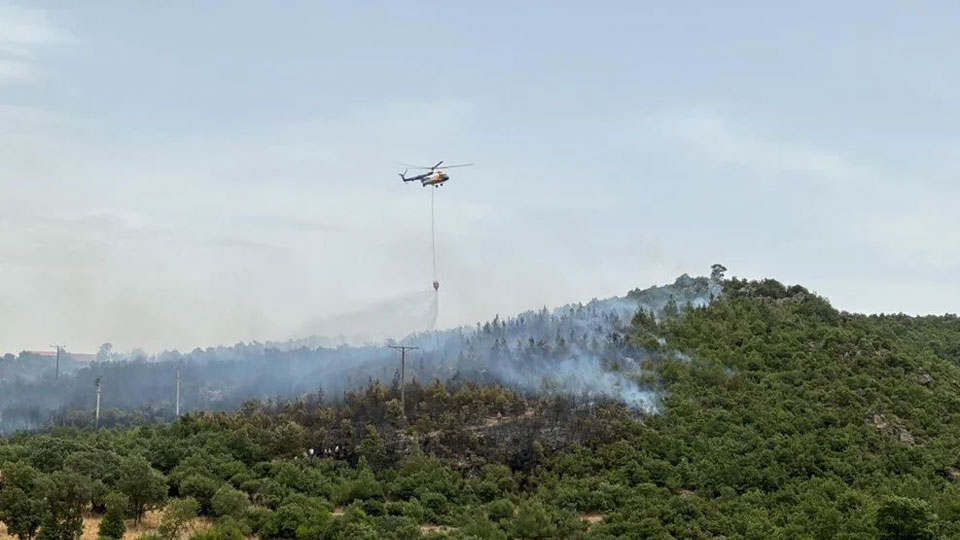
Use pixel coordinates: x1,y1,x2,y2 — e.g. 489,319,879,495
398,160,473,187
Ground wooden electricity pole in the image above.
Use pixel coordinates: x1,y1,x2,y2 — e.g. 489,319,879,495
176,362,182,417
50,345,65,380
388,345,418,410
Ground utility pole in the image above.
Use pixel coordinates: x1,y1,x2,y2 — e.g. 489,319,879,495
175,362,181,417
95,376,102,428
388,345,418,411
50,345,65,380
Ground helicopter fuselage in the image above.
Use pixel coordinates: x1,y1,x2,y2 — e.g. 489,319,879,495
421,170,448,186
402,169,448,187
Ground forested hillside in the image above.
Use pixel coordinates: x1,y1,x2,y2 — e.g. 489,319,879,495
3,277,960,539
0,275,717,433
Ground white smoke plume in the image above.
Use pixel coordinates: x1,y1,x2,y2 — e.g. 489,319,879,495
293,289,438,347
0,274,719,431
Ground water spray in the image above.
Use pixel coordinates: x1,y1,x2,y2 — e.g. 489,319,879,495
431,188,439,293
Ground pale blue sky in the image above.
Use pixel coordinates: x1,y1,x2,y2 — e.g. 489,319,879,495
2,1,959,352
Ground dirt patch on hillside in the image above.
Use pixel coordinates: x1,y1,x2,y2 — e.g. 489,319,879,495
870,414,916,445
420,524,457,535
580,513,605,529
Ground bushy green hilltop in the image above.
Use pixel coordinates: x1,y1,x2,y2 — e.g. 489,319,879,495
3,277,960,540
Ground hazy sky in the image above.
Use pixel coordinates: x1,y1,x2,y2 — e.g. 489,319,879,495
2,2,959,353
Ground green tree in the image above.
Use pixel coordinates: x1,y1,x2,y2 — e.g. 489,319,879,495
359,425,387,470
260,503,308,540
117,456,167,525
461,509,508,540
188,522,245,540
158,497,200,540
487,499,514,522
510,500,556,540
211,487,249,518
180,475,220,515
336,463,383,505
270,421,305,457
0,487,45,540
89,480,111,514
26,438,86,474
710,263,727,281
98,492,129,540
329,507,378,540
662,296,680,319
38,471,91,540
0,462,45,540
385,399,406,429
63,450,122,488
876,497,937,540
334,522,379,540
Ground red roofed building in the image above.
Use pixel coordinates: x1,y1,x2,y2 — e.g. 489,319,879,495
23,351,96,362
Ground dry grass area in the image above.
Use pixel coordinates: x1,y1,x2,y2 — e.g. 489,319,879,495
3,507,473,539
419,524,456,535
580,513,605,529
413,408,540,440
1,510,213,540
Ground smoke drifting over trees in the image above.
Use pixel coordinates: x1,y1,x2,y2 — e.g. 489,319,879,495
294,290,439,347
0,274,719,433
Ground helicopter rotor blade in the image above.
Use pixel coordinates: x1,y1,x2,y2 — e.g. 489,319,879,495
397,161,472,170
